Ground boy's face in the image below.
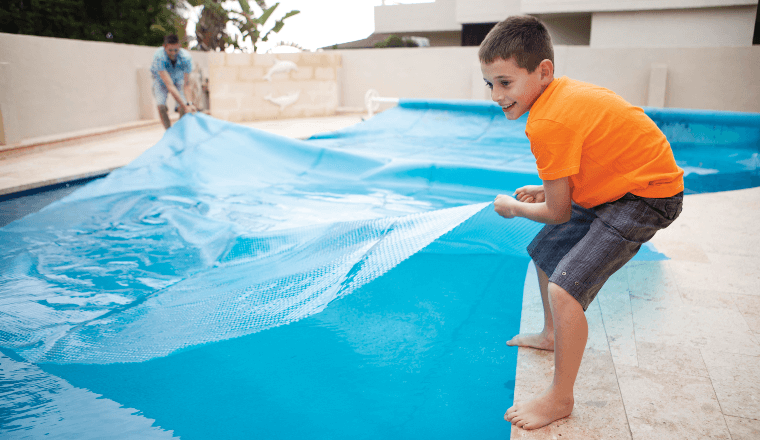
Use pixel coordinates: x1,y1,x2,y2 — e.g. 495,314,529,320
481,57,554,120
164,43,181,60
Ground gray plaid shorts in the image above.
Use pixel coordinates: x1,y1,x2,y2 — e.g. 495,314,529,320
527,192,683,311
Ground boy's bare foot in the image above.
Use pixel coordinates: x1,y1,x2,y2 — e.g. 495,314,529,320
505,386,574,430
506,331,554,350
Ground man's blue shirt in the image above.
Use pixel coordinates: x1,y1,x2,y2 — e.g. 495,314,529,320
150,48,193,88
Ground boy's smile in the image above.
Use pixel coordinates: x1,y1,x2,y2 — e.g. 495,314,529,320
481,57,554,120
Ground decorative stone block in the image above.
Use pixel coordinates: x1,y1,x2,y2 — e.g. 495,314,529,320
210,66,239,83
290,66,314,81
225,53,252,66
209,52,341,122
206,51,226,66
274,53,301,63
300,53,341,68
239,66,266,82
253,54,277,67
208,83,230,98
228,82,257,96
314,67,335,81
210,96,240,111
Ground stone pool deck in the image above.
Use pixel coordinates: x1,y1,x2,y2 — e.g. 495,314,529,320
513,186,760,440
0,115,366,196
1,115,758,439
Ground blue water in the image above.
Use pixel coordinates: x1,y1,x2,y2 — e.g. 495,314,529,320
38,251,524,439
1,101,758,439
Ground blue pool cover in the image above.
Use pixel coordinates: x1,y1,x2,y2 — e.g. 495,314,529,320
1,100,758,439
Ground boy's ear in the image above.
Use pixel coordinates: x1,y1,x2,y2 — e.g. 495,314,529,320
539,59,554,82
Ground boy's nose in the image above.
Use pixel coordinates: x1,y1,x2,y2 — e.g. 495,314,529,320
490,88,502,103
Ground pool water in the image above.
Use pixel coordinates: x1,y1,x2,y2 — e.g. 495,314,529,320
38,250,524,439
1,101,758,439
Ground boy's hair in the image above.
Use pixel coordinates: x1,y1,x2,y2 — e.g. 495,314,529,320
479,16,554,72
164,34,180,45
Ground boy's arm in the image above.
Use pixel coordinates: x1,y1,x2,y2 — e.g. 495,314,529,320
183,73,198,112
159,71,192,113
494,177,572,224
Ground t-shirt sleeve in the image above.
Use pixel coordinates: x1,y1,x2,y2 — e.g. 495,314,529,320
150,52,159,74
527,119,582,180
151,52,168,74
183,51,193,74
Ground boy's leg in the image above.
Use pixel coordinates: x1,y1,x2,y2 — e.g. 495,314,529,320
153,82,171,129
506,282,588,430
506,265,554,350
514,203,596,351
157,105,171,129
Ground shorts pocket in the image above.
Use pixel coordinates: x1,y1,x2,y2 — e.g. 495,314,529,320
665,201,683,221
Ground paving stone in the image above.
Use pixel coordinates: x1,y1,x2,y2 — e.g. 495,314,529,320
701,350,760,420
617,365,731,440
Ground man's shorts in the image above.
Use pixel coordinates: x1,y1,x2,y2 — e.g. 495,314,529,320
527,192,683,311
152,81,185,107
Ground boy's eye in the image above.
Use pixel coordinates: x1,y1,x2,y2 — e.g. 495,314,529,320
501,81,510,87
484,80,493,89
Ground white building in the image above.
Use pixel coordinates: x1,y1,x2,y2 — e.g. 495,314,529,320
346,0,758,48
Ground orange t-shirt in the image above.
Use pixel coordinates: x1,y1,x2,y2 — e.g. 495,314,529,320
525,76,684,208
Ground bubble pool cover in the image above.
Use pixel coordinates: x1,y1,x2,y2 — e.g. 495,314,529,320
1,100,758,438
0,100,549,366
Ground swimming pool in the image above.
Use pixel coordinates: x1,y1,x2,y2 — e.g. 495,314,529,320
1,101,758,439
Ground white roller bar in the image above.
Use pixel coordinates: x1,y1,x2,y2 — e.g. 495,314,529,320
364,89,399,118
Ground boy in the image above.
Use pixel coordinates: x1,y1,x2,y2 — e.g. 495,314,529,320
480,16,684,430
150,34,198,129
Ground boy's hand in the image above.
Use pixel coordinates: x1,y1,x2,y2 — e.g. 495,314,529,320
494,194,521,219
494,179,570,224
513,185,545,203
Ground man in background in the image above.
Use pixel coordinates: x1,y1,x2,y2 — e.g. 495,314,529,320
150,34,197,129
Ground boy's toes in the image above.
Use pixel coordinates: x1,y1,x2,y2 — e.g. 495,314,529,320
505,405,519,421
512,416,527,428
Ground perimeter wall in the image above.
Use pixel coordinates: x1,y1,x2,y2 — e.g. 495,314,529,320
334,45,760,114
0,33,216,146
0,31,758,145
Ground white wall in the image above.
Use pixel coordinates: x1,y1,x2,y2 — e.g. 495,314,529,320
336,45,760,113
374,0,459,33
337,47,484,110
554,46,759,111
1,32,758,145
521,0,758,14
455,0,521,24
590,5,758,47
0,33,212,145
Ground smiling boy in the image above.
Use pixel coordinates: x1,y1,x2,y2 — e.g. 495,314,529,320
480,16,684,430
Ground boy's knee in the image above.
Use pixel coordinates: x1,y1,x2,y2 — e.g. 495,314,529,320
548,283,582,310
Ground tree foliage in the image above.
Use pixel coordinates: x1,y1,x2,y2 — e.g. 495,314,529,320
374,35,418,48
189,0,299,52
0,0,299,52
0,0,178,46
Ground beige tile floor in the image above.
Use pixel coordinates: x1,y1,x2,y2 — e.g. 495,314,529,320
512,188,760,439
1,116,758,439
